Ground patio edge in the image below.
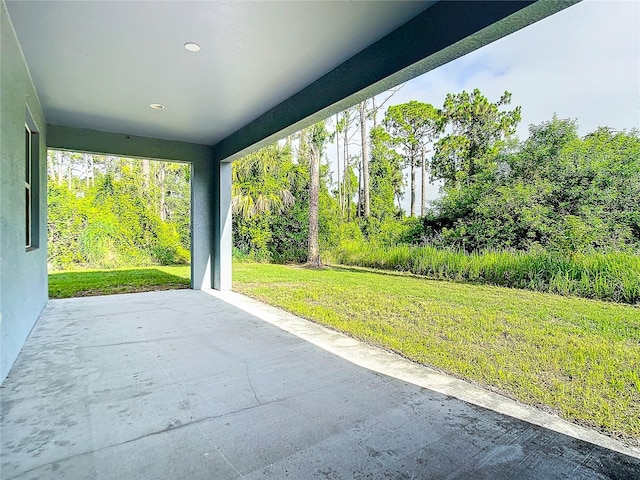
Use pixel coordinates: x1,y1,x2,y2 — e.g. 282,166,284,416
204,289,640,460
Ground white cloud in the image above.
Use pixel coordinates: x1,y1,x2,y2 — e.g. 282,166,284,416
326,0,640,211
395,0,640,138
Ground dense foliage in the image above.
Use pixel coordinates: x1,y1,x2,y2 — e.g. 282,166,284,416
47,154,190,270
232,93,639,260
232,135,341,263
426,118,640,253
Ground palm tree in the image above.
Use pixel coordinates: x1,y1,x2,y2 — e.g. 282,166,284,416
231,144,295,219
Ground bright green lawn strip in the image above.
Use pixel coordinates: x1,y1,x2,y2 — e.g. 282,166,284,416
232,262,640,445
49,266,190,299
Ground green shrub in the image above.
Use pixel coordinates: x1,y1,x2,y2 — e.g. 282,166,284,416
332,240,640,304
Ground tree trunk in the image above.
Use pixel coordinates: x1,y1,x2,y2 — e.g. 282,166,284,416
335,113,342,217
357,160,362,217
83,153,91,189
307,141,321,267
67,154,72,189
89,155,94,187
159,162,167,221
410,156,416,217
47,151,54,182
343,124,350,221
105,156,116,174
371,96,377,128
142,159,150,189
359,101,370,218
421,148,426,217
55,151,64,185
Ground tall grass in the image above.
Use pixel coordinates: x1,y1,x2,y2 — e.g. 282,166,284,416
332,240,640,304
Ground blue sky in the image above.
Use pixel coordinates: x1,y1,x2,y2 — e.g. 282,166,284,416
326,0,640,209
391,0,639,139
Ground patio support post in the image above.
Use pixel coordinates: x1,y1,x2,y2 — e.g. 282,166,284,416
213,161,232,291
191,158,214,290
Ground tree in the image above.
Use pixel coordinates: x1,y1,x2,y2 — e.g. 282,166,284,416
420,147,427,216
358,100,371,217
426,113,640,253
300,122,328,267
162,162,191,251
432,89,521,188
356,88,404,219
231,144,295,220
369,125,404,219
383,101,441,216
55,150,64,185
333,112,342,214
338,107,358,219
82,153,94,188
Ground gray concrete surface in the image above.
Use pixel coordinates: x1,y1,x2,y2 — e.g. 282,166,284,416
1,289,639,480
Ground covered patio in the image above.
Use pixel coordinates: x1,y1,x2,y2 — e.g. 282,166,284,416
2,290,638,479
4,1,638,477
2,0,582,381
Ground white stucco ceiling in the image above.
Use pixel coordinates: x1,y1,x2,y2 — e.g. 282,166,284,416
6,1,431,145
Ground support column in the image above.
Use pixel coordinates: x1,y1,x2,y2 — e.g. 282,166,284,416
213,161,232,291
191,159,213,290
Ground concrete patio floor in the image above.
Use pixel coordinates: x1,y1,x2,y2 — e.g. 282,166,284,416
1,289,639,480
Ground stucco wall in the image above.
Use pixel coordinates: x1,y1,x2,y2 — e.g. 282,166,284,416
1,2,48,382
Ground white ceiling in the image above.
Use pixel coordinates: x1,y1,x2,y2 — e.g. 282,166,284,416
6,1,431,146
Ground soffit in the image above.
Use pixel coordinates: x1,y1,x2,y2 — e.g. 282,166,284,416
5,1,431,145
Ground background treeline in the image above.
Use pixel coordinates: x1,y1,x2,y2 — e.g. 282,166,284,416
47,153,190,270
47,88,640,302
234,90,640,258
232,89,640,302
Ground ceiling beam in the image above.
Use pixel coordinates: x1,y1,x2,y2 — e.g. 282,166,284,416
46,125,214,164
211,0,579,163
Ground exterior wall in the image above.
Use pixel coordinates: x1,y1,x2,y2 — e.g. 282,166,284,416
191,158,213,290
213,162,232,291
1,2,48,382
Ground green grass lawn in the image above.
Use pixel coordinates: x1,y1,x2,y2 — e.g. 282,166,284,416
232,262,640,446
49,261,640,445
49,265,190,298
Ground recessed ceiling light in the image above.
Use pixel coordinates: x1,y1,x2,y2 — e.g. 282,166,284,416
150,103,165,110
184,42,200,52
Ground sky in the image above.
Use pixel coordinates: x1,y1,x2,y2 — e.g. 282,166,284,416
326,0,640,209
